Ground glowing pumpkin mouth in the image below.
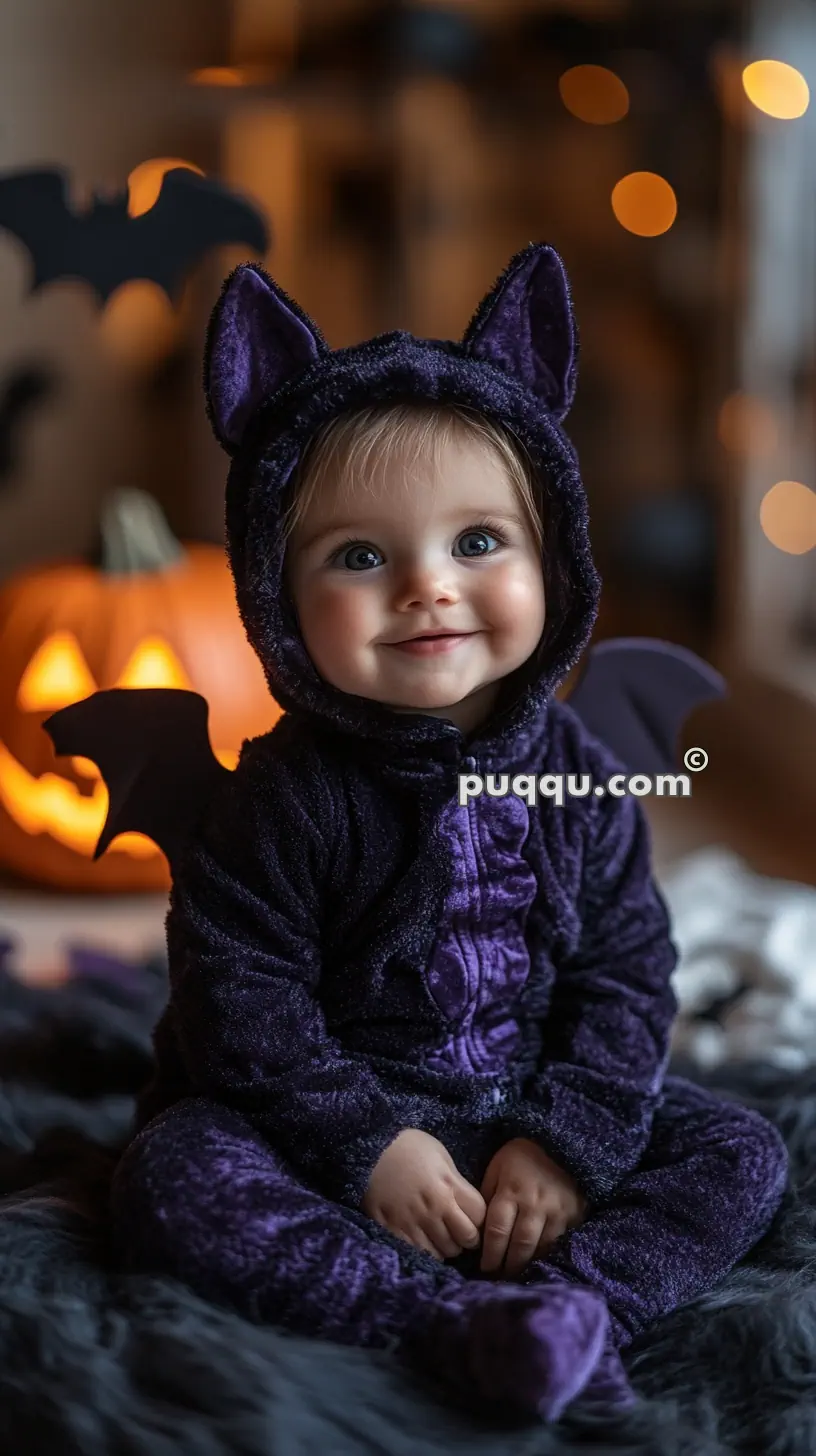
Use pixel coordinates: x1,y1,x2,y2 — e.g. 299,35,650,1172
0,737,153,857
0,736,239,859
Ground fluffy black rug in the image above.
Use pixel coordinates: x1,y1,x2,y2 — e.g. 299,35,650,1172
0,955,814,1455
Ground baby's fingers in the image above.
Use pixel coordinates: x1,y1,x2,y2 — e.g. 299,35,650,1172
480,1194,517,1274
504,1211,547,1277
443,1201,481,1252
425,1218,467,1260
454,1178,487,1230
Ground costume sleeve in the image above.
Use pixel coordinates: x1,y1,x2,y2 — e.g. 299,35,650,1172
505,771,678,1205
165,749,416,1210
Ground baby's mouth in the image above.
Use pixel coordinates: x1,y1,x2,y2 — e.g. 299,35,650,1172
385,632,476,657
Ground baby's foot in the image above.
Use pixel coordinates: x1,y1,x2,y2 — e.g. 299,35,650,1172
404,1280,609,1422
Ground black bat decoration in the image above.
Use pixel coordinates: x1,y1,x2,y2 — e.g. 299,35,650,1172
0,364,56,484
0,166,270,305
43,638,727,873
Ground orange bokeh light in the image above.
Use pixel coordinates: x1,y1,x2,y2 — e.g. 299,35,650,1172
127,158,204,218
742,59,809,119
759,480,816,554
188,65,279,88
98,280,180,364
558,65,630,124
189,67,246,87
611,171,677,237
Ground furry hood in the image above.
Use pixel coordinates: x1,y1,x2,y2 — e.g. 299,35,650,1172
203,243,601,769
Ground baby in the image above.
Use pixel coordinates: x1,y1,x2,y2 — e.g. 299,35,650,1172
283,402,585,1274
111,244,789,1424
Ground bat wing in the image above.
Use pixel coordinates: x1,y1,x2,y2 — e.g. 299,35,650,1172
565,637,727,775
132,169,271,302
0,168,81,291
43,688,231,869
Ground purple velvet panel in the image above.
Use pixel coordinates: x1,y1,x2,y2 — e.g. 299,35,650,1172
424,793,537,1076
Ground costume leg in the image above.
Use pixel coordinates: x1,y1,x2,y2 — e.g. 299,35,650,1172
110,1095,457,1346
522,1075,789,1352
110,1096,612,1422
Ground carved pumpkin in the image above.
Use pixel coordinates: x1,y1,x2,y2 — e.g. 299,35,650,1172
0,489,280,892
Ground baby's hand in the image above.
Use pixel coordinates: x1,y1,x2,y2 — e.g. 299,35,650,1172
363,1128,486,1261
479,1138,588,1277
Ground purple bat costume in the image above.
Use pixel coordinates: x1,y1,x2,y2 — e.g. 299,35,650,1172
110,244,788,1422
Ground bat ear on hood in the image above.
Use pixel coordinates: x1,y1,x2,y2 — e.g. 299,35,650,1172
204,263,328,453
461,243,578,422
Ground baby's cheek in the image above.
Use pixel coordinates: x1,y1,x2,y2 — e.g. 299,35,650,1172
489,570,545,642
300,584,370,661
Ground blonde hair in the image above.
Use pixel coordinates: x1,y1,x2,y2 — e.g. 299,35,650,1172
279,401,544,553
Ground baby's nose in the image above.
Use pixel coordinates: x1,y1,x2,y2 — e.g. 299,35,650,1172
392,560,460,608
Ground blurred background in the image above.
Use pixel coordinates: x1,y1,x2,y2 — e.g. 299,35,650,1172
0,0,815,1033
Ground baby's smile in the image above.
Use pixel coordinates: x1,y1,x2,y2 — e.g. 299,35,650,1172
382,629,480,657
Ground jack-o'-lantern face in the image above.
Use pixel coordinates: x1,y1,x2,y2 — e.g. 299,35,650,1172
0,629,240,860
0,539,280,892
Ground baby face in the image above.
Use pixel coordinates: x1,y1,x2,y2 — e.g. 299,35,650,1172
284,434,546,733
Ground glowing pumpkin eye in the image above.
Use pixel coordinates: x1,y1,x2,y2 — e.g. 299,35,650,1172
114,636,193,691
17,632,98,712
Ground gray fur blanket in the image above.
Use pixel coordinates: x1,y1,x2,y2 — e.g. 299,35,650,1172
0,956,813,1455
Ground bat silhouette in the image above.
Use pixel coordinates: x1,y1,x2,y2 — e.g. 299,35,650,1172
0,364,56,484
42,638,726,874
0,166,270,305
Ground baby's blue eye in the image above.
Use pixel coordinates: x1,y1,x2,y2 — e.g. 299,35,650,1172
337,543,382,571
456,529,498,558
